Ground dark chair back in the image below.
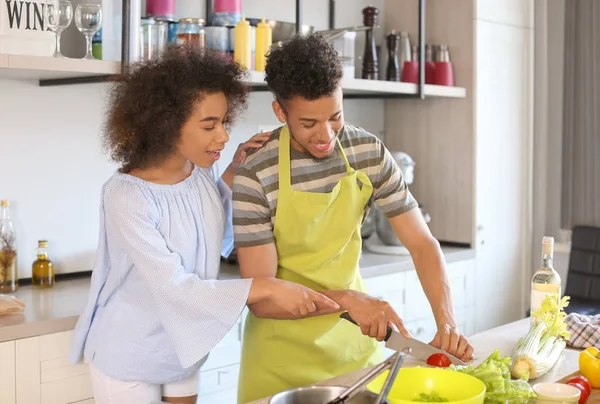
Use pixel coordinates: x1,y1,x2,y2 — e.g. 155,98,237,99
564,226,600,315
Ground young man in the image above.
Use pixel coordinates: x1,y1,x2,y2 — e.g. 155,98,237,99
232,34,474,403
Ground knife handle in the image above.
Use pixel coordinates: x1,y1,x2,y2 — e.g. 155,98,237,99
339,312,393,341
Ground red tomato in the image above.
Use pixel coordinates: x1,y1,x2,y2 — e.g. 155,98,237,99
426,353,452,368
568,382,589,404
566,376,592,396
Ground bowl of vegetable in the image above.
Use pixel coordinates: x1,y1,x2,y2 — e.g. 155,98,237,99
366,367,486,404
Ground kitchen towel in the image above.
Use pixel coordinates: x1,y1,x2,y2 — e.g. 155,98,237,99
565,313,600,349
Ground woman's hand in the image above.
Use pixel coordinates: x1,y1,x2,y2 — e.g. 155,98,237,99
249,278,340,317
222,132,271,188
341,291,410,342
231,132,271,169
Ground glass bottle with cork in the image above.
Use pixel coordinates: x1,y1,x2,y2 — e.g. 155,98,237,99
0,200,18,293
32,240,55,288
530,236,561,323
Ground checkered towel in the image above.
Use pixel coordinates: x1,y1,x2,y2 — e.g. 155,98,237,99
565,313,600,349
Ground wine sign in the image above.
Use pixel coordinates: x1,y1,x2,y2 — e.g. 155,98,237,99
1,0,54,56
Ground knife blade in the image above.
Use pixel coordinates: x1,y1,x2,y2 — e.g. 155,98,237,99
339,312,466,366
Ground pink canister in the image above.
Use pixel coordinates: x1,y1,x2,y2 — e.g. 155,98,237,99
146,0,175,19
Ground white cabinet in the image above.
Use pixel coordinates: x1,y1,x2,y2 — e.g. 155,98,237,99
0,340,16,404
13,331,94,404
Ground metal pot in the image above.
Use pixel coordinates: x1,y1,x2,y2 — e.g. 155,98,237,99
269,386,389,404
246,19,314,43
374,208,401,246
361,209,376,239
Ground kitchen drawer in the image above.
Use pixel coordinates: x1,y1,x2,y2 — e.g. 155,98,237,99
363,272,406,318
202,320,243,371
39,330,73,361
0,340,16,404
199,364,240,396
40,373,93,404
403,264,469,322
15,332,94,404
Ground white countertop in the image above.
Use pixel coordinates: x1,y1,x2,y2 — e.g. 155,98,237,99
0,247,474,342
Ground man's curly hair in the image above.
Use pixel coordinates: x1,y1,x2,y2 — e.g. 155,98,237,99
104,46,249,172
265,34,342,102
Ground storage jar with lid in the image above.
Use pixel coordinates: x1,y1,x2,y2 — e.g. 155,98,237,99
176,18,206,48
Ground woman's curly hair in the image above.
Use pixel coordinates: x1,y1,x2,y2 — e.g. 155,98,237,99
104,46,249,172
265,34,343,102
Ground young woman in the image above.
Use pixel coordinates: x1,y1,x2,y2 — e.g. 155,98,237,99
69,47,339,404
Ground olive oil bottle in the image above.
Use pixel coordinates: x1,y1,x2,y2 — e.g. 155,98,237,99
32,240,54,288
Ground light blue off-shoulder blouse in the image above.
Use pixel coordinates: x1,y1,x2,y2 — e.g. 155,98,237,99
69,166,252,384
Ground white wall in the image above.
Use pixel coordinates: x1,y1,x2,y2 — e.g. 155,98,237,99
0,80,384,278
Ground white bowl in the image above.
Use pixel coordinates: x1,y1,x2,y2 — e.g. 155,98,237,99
533,383,581,403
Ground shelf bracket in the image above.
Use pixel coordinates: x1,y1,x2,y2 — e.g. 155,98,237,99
418,0,426,100
329,0,335,30
296,0,303,34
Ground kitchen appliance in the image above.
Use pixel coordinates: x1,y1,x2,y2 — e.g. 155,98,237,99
363,151,431,255
340,312,466,366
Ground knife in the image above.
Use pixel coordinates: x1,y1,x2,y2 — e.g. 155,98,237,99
339,312,466,366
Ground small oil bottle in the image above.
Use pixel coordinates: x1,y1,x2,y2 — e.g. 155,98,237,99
32,240,54,288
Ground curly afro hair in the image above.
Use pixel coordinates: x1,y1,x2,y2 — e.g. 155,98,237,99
104,46,249,172
265,34,342,102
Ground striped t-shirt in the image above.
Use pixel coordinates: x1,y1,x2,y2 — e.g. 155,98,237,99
232,124,418,248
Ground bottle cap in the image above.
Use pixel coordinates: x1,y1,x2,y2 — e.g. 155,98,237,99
0,200,9,207
257,17,269,27
237,14,249,26
542,236,554,255
38,240,48,248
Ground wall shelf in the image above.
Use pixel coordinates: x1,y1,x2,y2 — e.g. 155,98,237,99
247,71,466,99
0,60,466,98
0,54,119,85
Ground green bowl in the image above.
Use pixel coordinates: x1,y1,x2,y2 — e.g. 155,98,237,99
367,367,486,404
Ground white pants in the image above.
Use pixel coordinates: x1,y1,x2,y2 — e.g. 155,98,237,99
89,363,199,404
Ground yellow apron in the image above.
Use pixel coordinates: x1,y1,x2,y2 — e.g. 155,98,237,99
237,125,382,403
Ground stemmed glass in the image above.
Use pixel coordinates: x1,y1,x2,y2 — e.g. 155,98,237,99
45,0,73,58
75,4,102,60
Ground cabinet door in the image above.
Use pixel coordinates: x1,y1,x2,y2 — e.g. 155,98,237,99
363,271,407,319
475,19,532,332
15,331,94,404
403,259,472,322
0,340,16,404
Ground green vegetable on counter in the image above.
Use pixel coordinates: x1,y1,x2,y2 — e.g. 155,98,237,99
450,350,537,404
413,392,449,402
511,295,571,381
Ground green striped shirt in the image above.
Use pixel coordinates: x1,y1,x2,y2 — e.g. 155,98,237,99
232,124,418,248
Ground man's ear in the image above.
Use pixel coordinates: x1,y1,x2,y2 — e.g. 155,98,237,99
272,100,286,123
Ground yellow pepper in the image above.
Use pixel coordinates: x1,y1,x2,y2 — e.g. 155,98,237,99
579,346,600,388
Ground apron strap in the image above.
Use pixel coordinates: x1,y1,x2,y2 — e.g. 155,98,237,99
278,125,293,191
279,126,355,193
336,137,354,175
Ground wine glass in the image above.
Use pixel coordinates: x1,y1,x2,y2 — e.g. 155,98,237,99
75,4,102,60
45,0,73,58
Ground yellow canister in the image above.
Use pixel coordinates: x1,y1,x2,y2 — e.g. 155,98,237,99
255,17,272,72
234,14,251,69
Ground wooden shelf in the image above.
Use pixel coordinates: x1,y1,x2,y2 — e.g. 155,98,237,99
0,54,120,81
246,71,467,99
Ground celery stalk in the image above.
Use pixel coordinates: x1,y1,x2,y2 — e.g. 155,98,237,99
510,295,571,380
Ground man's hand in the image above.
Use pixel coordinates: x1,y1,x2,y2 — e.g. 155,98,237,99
340,291,410,342
430,323,474,362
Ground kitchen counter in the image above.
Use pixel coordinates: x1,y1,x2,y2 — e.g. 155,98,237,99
250,318,599,403
0,246,474,342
